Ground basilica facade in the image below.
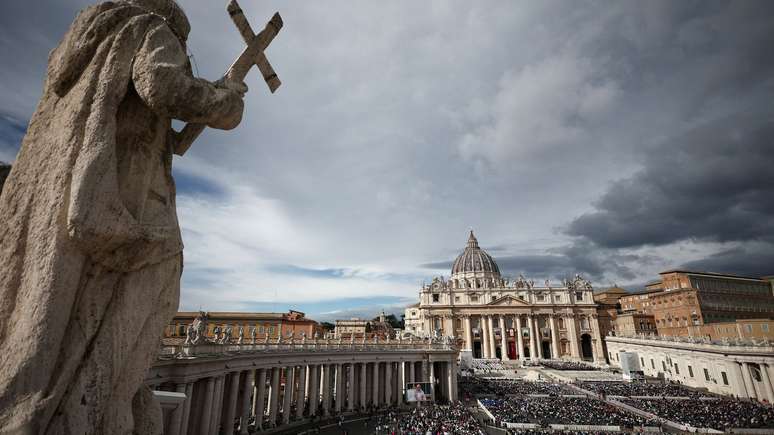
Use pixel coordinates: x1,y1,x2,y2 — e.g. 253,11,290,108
407,231,605,362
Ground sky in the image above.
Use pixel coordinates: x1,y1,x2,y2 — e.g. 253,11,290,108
1,1,773,322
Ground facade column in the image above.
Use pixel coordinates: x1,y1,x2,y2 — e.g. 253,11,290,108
308,365,319,416
448,359,458,401
295,365,307,419
590,314,605,363
421,360,428,383
535,316,545,359
224,372,241,435
499,315,509,361
398,361,406,407
741,362,757,400
321,364,331,416
359,363,367,410
200,377,216,435
515,315,525,361
480,316,489,358
347,363,355,411
527,314,537,360
282,367,295,424
429,361,436,400
334,363,343,414
167,383,188,435
407,361,414,385
487,315,496,359
239,370,255,435
269,367,281,426
253,368,267,430
549,315,560,360
568,315,580,359
385,362,393,405
463,315,473,351
759,363,774,403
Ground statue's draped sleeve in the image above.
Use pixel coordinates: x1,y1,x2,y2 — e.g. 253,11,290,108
131,24,244,130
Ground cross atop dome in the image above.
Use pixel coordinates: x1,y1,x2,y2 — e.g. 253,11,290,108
467,230,479,248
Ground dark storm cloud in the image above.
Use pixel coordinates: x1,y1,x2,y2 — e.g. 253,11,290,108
681,244,774,278
566,112,774,249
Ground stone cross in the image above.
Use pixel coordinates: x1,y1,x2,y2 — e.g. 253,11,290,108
174,0,283,155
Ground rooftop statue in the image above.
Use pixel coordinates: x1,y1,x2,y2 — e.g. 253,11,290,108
0,0,282,433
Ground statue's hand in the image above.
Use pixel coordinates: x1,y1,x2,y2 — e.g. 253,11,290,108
216,78,248,98
208,86,245,130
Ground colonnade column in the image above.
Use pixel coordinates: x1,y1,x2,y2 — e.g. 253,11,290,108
447,359,458,402
210,375,225,434
373,362,380,407
429,361,436,399
223,372,241,435
180,382,194,435
515,315,524,361
239,370,254,434
167,383,188,435
321,364,331,416
295,365,307,419
334,363,343,413
407,361,414,386
385,362,393,405
347,363,355,411
463,315,473,351
499,315,509,361
740,362,757,399
200,377,215,435
487,315,496,359
268,367,281,426
398,361,406,407
359,363,367,410
549,315,560,360
253,368,267,430
281,367,295,424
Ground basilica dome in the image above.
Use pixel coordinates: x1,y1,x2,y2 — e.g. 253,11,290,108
451,231,501,279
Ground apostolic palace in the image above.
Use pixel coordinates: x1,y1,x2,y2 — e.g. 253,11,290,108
404,231,605,362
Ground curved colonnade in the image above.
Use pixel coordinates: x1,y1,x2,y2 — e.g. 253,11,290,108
147,340,458,435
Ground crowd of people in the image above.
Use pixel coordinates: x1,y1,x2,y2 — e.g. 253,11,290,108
538,360,597,371
622,398,774,430
576,381,712,398
470,359,508,375
373,403,486,435
480,397,659,428
459,377,574,397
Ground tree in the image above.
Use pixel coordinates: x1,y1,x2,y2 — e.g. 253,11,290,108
320,321,335,331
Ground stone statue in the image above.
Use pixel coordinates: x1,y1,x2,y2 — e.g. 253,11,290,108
0,1,254,432
213,325,223,342
0,0,282,435
184,323,196,345
237,326,244,344
250,326,257,344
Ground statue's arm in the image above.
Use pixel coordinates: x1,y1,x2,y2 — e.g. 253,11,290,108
132,24,244,130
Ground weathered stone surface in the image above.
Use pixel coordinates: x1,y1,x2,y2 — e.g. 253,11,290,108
0,163,9,194
0,1,244,433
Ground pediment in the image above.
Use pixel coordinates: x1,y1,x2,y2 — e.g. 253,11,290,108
487,295,530,306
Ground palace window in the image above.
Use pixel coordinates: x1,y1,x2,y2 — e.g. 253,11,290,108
575,291,583,301
688,365,694,377
432,294,440,303
454,296,460,303
470,295,479,303
537,294,545,301
745,324,753,333
674,363,680,375
763,324,770,332
704,368,710,381
640,357,645,367
662,361,667,371
721,372,729,385
650,359,655,369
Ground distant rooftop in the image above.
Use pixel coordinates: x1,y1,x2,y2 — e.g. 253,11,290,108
659,269,769,281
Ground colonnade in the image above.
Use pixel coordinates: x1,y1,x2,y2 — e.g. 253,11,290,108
457,312,604,362
149,349,458,435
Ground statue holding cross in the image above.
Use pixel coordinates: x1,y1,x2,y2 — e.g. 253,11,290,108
0,1,282,433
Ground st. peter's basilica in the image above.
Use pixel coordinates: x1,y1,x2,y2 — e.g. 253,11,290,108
405,231,605,362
